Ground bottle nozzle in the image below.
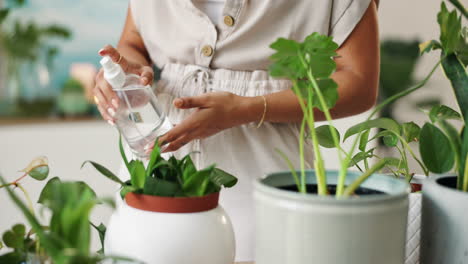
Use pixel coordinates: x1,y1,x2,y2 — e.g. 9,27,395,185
100,55,125,89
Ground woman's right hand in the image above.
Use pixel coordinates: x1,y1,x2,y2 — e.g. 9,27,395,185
94,44,154,125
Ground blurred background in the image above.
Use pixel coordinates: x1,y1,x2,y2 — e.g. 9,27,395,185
0,0,464,250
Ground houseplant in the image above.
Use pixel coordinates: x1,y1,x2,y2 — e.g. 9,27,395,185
83,137,238,264
0,158,128,264
254,31,412,264
57,78,91,117
416,1,468,263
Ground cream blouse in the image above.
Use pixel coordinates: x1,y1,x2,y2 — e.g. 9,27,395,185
130,0,372,71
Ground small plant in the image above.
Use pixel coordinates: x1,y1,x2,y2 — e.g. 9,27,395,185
83,137,238,199
0,158,131,264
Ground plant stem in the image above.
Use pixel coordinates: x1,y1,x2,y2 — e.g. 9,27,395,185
342,159,387,197
275,149,301,192
395,134,430,176
299,118,307,193
16,183,35,217
463,155,468,192
0,171,29,188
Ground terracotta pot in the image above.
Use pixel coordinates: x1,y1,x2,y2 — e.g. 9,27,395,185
125,192,220,213
105,192,235,264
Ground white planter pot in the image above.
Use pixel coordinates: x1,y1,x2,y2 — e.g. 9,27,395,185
420,175,468,264
105,192,236,264
254,170,410,264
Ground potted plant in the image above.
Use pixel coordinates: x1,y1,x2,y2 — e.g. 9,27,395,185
83,137,238,264
254,32,412,264
415,1,468,263
0,158,129,264
57,78,91,117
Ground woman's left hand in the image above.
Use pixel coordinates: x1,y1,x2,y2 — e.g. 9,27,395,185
156,92,259,153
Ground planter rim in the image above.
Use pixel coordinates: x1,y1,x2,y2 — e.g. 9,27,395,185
255,170,410,205
426,174,468,194
125,192,219,213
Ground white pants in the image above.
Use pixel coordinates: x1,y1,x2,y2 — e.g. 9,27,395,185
123,63,314,261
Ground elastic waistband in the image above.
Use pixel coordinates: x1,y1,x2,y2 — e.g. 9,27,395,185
157,63,292,97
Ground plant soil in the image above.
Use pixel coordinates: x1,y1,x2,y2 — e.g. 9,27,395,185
279,184,384,195
436,176,457,189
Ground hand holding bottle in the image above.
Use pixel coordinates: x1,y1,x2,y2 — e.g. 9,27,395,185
94,45,154,124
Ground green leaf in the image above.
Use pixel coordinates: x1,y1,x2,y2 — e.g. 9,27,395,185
0,252,24,263
313,78,339,111
146,138,162,178
90,222,106,254
419,40,442,54
316,125,340,148
2,230,22,249
429,105,462,122
441,53,468,120
11,224,25,237
0,9,9,25
182,155,197,182
37,177,61,204
28,165,49,181
348,148,375,168
120,185,138,199
438,2,463,54
270,38,301,59
41,24,72,39
402,122,421,142
143,177,180,197
129,160,146,189
359,129,371,151
119,136,130,174
344,118,401,141
302,33,339,78
82,160,124,185
183,165,215,196
210,168,238,188
420,123,455,173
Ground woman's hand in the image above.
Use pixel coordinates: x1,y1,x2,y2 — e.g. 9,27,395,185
94,45,154,124
156,92,263,153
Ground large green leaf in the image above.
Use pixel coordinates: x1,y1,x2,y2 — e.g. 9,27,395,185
402,122,421,142
359,129,371,151
146,139,162,178
82,161,124,185
119,136,130,174
441,53,468,120
129,160,146,189
302,33,339,79
348,148,375,168
183,165,215,196
316,125,340,148
420,123,455,173
344,118,401,141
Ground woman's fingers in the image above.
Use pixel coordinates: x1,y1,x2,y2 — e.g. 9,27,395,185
139,66,154,86
173,94,209,109
98,44,130,72
158,116,198,148
161,133,193,153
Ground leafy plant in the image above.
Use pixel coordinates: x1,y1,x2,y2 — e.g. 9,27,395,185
0,158,132,264
417,1,468,191
267,3,459,196
83,137,238,199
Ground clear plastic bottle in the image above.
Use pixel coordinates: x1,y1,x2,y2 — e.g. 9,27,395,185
100,56,172,158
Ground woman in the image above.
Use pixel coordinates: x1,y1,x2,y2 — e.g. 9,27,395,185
94,0,379,261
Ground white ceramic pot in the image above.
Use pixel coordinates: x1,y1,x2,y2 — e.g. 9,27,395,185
420,175,468,264
105,192,236,264
254,170,410,264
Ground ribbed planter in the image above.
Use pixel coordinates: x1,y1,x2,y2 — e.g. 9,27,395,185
420,175,468,264
404,175,426,264
254,170,410,264
105,192,236,264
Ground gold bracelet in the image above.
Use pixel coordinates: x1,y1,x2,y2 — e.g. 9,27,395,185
256,95,267,128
